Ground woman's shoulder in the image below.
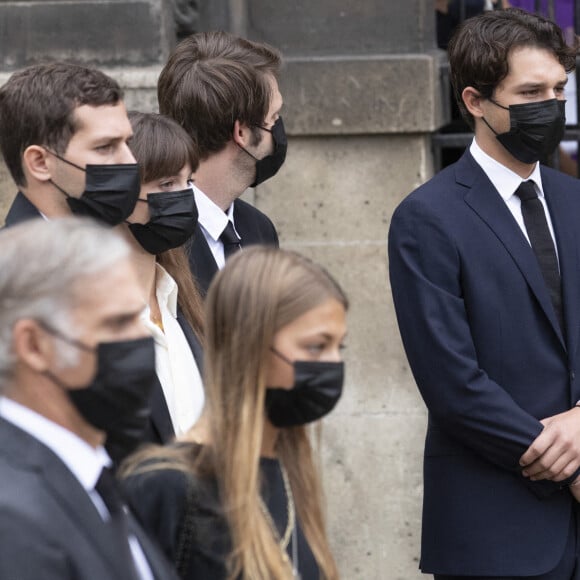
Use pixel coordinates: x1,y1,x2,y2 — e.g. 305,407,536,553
122,443,213,505
121,444,225,568
121,443,217,513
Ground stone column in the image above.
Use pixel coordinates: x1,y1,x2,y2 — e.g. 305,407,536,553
211,1,447,577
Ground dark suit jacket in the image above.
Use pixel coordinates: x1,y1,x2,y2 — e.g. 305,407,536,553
388,151,580,577
0,416,178,580
187,197,279,296
4,191,40,226
4,191,204,448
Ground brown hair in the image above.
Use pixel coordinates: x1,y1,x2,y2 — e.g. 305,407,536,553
123,247,347,579
157,31,281,159
0,62,123,187
448,8,578,128
127,111,204,337
127,111,200,181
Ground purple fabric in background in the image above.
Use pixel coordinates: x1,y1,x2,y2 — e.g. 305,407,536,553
508,0,574,36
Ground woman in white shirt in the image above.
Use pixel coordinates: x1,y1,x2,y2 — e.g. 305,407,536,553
111,111,205,460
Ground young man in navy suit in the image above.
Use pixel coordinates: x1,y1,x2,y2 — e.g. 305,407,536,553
389,9,580,579
158,31,286,295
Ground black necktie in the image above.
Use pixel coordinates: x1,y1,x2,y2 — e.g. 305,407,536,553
515,181,563,330
220,221,242,260
95,468,140,580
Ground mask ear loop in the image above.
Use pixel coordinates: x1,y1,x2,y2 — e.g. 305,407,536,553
489,98,509,111
481,116,500,136
235,122,271,161
43,148,87,201
478,96,510,136
43,148,86,172
36,320,94,391
270,347,293,366
35,319,94,352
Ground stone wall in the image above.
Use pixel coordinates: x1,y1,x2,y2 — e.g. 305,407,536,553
0,1,447,577
0,0,175,70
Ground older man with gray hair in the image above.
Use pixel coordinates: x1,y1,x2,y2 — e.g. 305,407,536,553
0,217,178,580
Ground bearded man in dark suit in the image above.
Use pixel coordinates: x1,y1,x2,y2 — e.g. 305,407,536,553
158,31,285,295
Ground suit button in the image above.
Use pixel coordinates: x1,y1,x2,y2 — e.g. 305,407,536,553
571,371,576,381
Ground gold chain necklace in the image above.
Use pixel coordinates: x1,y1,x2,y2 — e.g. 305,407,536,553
259,464,295,551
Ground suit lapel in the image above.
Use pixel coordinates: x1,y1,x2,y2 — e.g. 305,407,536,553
541,168,580,359
148,379,175,444
186,225,218,296
459,153,565,349
41,459,135,579
0,418,132,579
177,309,204,373
127,513,178,580
4,192,42,227
147,312,204,445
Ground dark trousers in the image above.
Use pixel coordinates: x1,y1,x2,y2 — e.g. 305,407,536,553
434,507,579,580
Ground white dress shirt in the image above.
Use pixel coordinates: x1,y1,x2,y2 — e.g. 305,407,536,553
192,184,240,269
142,264,204,435
470,139,559,264
0,397,154,580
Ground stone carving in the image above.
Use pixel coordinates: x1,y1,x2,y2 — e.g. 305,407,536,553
172,0,200,40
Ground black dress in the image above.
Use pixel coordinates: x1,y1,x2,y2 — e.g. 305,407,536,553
121,447,320,579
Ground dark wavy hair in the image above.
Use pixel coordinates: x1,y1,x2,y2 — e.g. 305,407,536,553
448,8,579,128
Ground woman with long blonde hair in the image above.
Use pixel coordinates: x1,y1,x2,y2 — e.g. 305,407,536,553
121,247,347,579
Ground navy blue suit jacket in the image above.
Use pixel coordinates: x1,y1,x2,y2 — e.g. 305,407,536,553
186,197,279,296
388,151,580,576
3,192,203,446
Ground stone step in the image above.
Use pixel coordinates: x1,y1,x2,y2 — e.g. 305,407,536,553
0,0,174,70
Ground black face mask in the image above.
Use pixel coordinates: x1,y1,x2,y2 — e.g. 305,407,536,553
127,188,198,254
47,151,141,225
265,348,344,427
39,322,156,463
240,117,288,187
482,98,566,164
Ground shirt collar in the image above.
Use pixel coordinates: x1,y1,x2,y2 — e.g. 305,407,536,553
0,396,111,492
140,264,179,341
192,184,235,242
154,263,178,318
470,138,545,201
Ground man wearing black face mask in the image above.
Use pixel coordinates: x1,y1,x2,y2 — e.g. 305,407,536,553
0,217,179,580
389,9,580,580
0,62,140,228
158,31,285,295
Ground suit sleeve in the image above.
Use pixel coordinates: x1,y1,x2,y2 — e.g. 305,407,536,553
264,215,279,247
388,196,565,496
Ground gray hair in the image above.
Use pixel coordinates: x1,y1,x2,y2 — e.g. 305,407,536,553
0,217,132,384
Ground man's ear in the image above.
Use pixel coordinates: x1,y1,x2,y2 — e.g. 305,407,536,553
22,145,52,183
232,120,252,148
12,319,53,373
462,87,485,119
